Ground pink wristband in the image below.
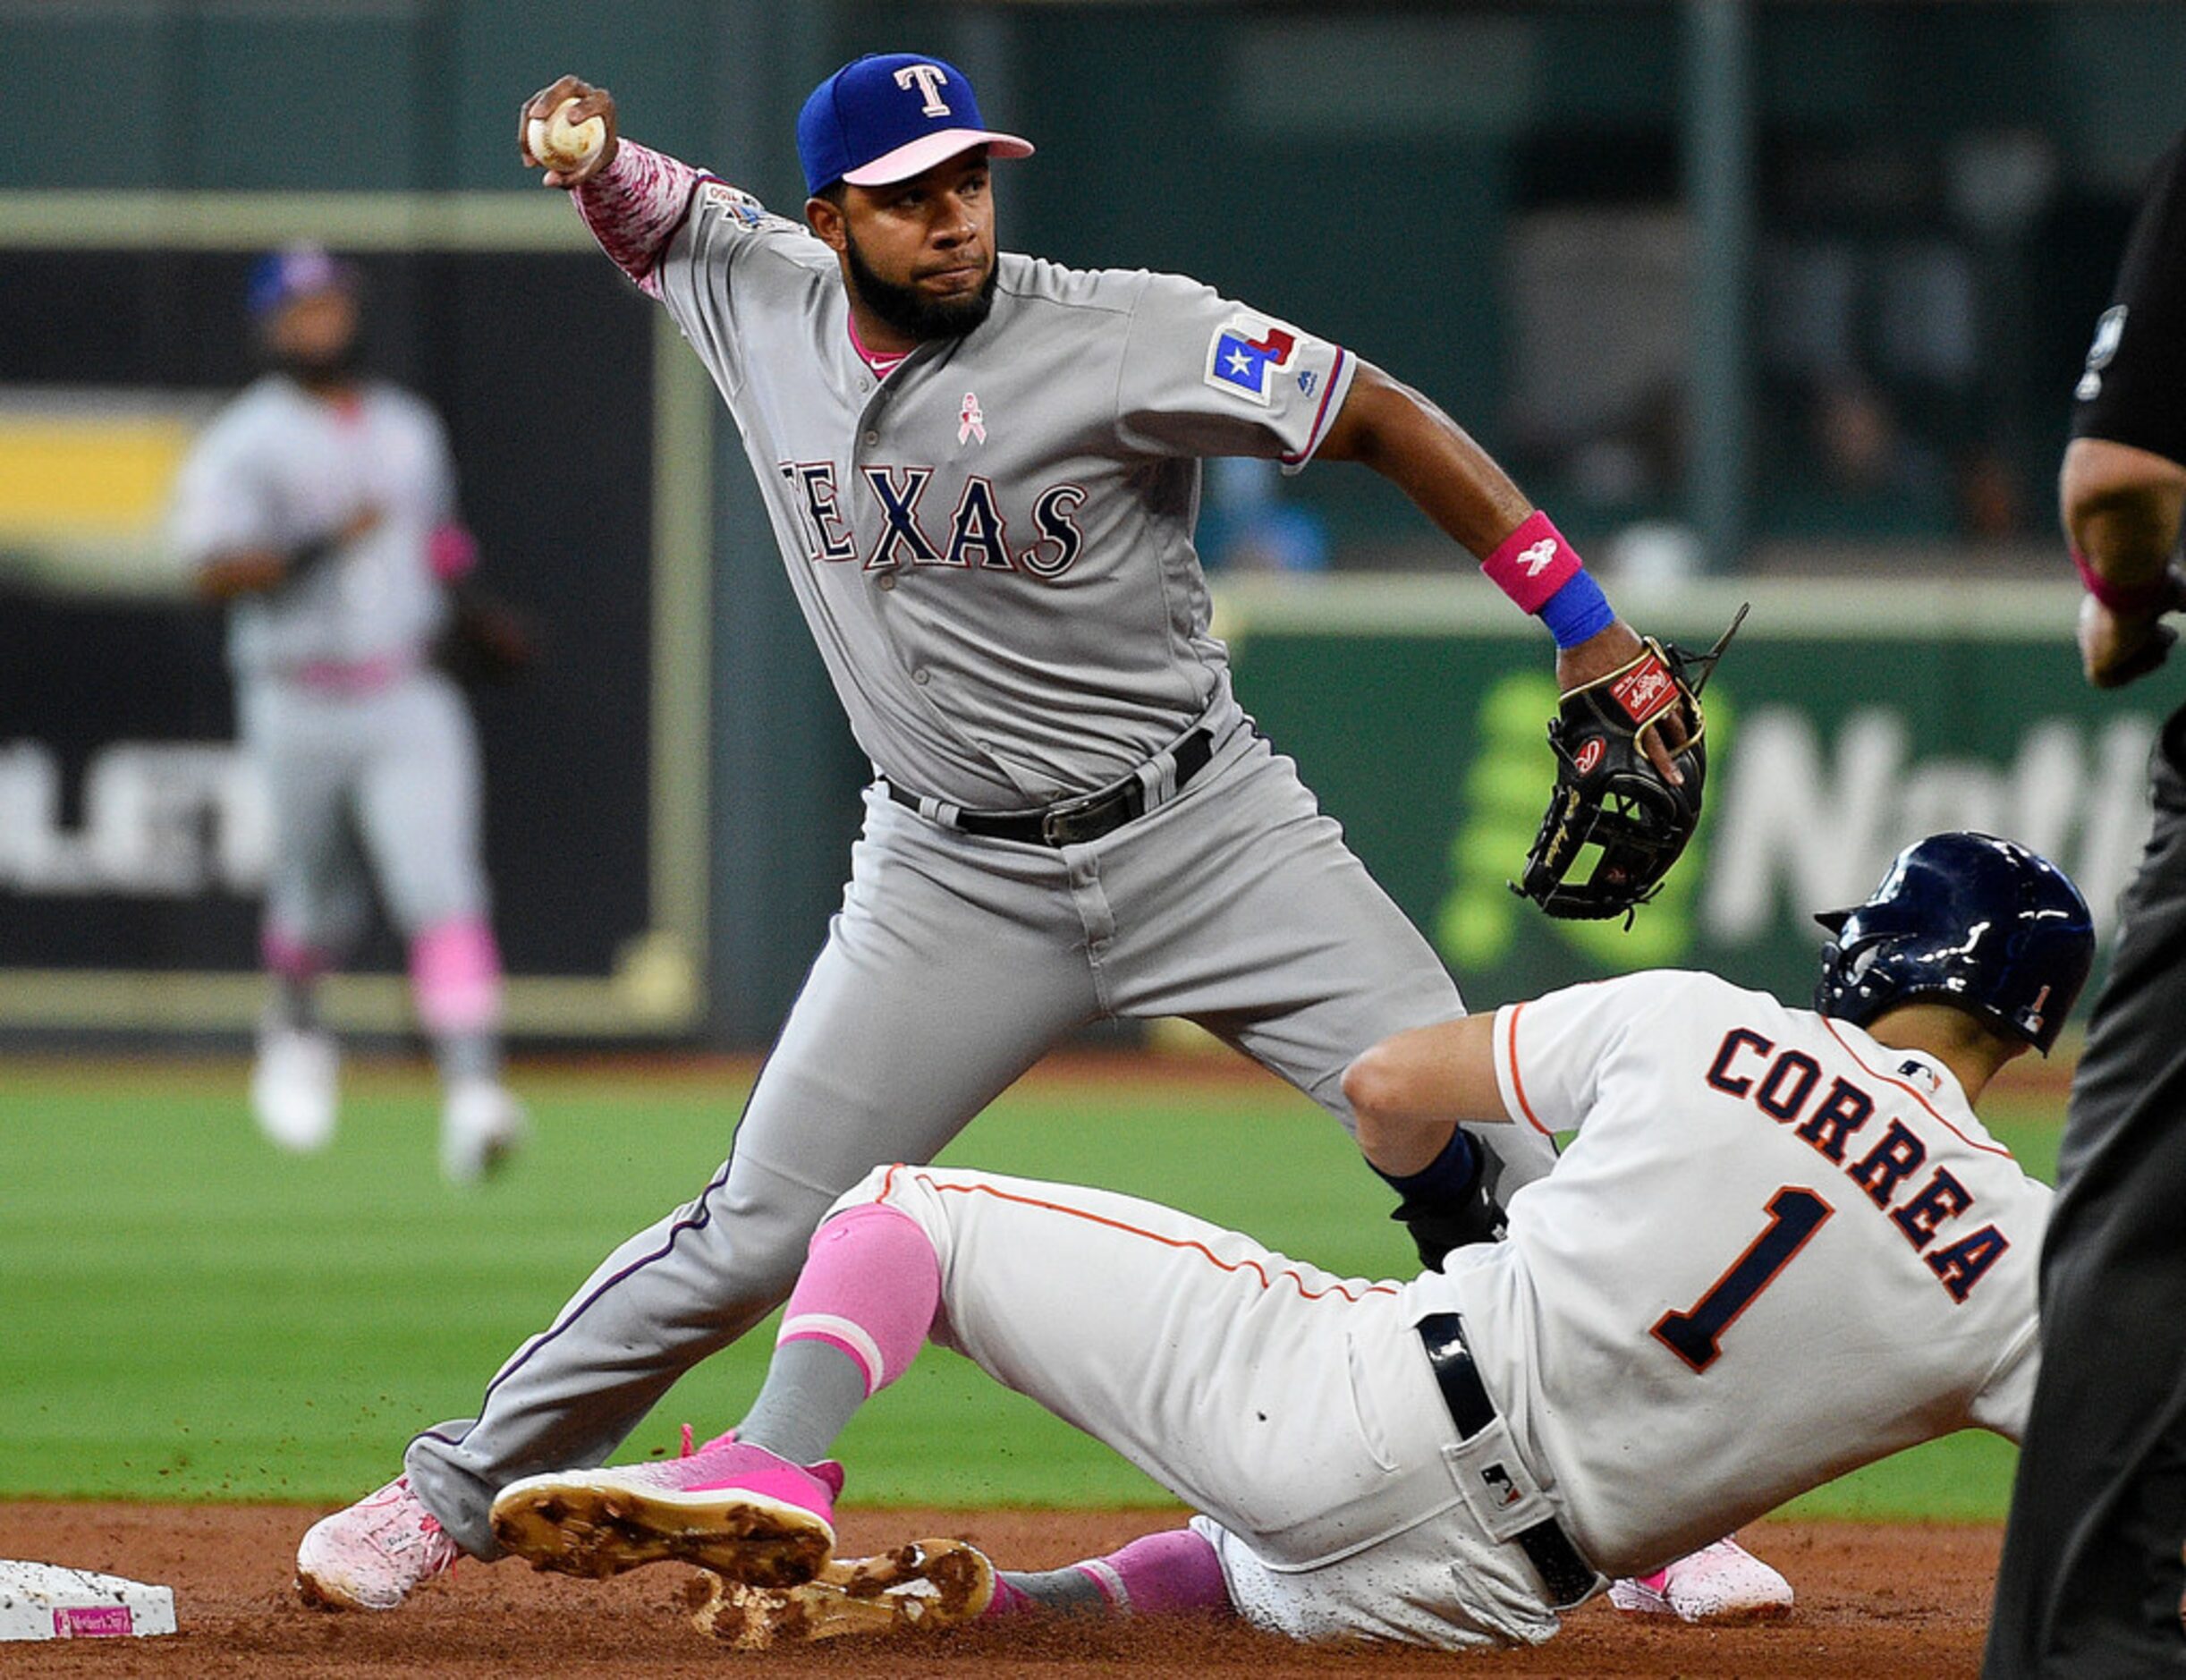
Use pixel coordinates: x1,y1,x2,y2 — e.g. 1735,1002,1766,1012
428,522,478,583
1482,511,1583,614
2073,548,2173,615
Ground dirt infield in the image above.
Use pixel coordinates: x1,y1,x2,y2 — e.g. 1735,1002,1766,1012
4,1502,2000,1676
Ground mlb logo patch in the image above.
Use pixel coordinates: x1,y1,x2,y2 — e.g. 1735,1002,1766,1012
1205,316,1299,407
702,182,766,229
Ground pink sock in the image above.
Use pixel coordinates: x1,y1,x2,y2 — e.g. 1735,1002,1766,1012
775,1204,940,1396
261,925,331,983
1074,1528,1232,1617
409,916,503,1037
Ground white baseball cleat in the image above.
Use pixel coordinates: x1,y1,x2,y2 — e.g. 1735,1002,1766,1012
250,1026,339,1152
440,1081,529,1184
295,1474,459,1611
1607,1534,1793,1624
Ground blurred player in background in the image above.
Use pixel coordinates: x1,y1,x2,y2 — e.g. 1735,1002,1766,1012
166,245,527,1185
1987,127,2186,1678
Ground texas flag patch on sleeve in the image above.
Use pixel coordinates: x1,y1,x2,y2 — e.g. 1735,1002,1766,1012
1204,315,1300,407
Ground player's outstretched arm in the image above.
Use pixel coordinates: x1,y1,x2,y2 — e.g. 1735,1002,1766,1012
1343,1015,1508,1175
2061,435,2186,688
1315,361,1529,554
521,75,701,290
193,506,382,600
1316,361,1688,777
194,550,288,599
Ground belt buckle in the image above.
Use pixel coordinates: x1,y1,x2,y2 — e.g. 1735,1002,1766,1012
1040,794,1106,846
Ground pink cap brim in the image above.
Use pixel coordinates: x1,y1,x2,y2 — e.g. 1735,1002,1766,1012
842,128,1035,187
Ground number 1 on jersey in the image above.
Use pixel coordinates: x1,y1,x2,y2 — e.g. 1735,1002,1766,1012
1652,1187,1834,1372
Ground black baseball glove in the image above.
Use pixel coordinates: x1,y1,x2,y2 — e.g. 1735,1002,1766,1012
1388,1154,1507,1271
434,584,541,688
1512,605,1747,923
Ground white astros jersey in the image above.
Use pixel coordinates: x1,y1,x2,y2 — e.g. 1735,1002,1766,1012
1419,972,2049,1576
649,180,1356,809
169,376,456,677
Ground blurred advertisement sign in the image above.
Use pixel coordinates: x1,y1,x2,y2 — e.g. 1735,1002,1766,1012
1220,576,2156,1032
0,236,710,1038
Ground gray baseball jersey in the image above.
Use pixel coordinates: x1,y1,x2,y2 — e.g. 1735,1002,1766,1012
239,672,490,946
401,149,1555,1559
169,375,454,679
654,180,1353,807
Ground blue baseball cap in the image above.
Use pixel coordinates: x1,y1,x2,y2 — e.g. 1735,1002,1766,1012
246,243,359,319
797,53,1032,196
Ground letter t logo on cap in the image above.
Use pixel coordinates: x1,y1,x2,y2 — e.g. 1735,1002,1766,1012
894,63,953,115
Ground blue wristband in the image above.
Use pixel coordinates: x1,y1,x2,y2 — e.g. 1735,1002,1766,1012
1538,569,1614,649
1369,1125,1481,1204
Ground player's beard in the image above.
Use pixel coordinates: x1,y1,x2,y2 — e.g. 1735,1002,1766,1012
844,232,998,342
263,337,363,389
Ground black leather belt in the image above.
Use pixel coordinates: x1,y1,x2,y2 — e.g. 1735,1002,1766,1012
1417,1312,1599,1609
884,727,1215,847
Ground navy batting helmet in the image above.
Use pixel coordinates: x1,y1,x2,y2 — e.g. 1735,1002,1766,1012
1813,832,2095,1055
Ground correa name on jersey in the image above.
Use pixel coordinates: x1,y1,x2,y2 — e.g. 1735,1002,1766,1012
1704,1026,2012,1303
780,460,1088,577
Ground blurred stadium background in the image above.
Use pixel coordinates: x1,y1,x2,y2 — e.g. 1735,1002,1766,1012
6,0,2159,1523
3,0,2173,1055
0,0,2168,1049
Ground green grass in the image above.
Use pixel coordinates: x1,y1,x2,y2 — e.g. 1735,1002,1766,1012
1,1057,2064,1521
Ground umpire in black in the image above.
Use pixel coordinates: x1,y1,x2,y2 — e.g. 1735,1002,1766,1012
1986,128,2186,1677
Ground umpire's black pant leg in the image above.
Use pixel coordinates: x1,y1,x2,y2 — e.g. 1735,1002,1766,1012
1987,703,2186,1678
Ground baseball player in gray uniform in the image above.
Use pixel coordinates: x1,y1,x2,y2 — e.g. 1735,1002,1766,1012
479,833,2090,1652
170,246,527,1184
294,54,1729,1611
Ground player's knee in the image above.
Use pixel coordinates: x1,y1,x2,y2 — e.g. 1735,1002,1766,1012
822,1164,910,1223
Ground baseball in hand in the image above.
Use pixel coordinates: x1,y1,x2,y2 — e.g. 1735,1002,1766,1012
529,99,606,172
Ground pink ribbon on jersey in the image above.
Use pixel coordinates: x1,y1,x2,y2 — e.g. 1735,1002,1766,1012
958,393,987,445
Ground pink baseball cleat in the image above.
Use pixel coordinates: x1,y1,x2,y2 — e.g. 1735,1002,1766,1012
1607,1534,1793,1624
488,1433,841,1587
295,1474,459,1611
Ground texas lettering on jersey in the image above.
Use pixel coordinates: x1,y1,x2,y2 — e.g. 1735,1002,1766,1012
780,460,1088,579
1703,1026,2010,1302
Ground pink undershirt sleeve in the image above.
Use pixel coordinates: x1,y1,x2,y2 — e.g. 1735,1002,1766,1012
572,140,703,299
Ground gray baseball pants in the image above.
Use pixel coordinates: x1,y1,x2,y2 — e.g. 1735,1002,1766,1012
242,667,490,955
407,708,1552,1555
